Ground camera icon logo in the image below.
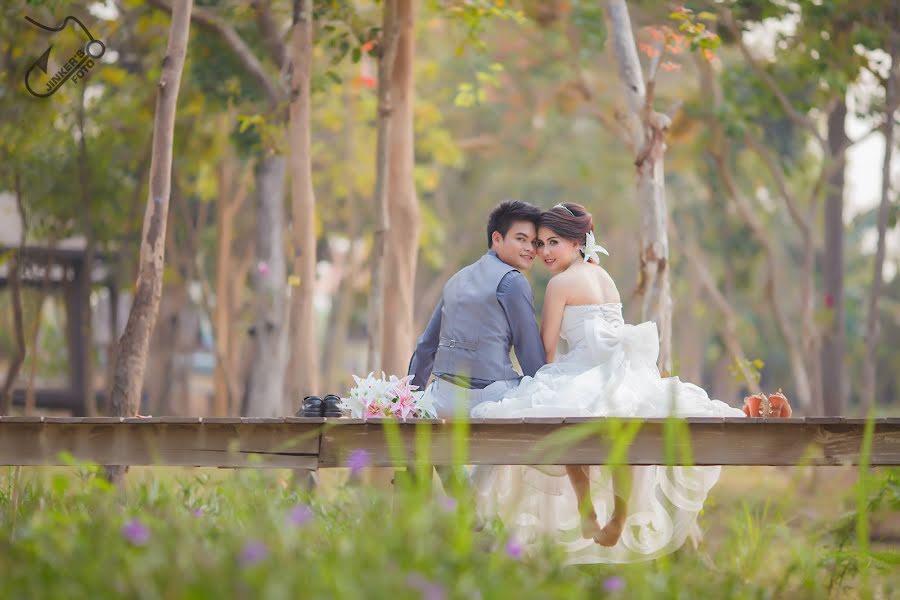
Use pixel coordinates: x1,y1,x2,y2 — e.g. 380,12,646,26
24,15,106,98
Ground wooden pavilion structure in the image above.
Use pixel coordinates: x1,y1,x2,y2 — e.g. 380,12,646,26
0,192,118,415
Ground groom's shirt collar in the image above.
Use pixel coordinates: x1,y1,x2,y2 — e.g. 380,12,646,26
487,248,510,267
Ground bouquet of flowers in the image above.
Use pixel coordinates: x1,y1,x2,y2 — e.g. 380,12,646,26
341,372,437,419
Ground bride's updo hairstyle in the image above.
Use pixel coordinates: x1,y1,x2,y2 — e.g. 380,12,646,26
539,202,594,247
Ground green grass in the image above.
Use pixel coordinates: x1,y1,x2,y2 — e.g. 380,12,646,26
1,418,898,599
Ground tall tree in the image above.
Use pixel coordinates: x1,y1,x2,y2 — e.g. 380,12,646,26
604,0,674,373
367,0,400,371
821,98,847,415
862,29,900,411
287,0,319,408
0,173,26,415
381,0,421,376
247,154,290,416
148,0,294,416
721,2,893,412
75,85,97,416
107,0,192,480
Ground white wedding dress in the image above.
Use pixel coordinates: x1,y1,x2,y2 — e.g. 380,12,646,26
470,303,745,564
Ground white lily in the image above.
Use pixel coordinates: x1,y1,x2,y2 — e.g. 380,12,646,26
412,390,437,418
583,231,609,263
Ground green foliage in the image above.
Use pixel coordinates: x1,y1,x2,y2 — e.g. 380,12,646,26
454,62,503,107
669,6,722,52
570,1,607,55
1,453,897,598
432,0,526,56
728,357,764,389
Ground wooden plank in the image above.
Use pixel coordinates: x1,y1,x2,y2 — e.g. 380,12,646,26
803,417,846,424
0,419,897,468
284,417,327,424
0,421,321,469
43,416,84,424
156,417,203,424
319,419,900,467
0,416,44,423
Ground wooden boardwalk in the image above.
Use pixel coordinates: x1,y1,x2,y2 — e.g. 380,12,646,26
0,416,898,469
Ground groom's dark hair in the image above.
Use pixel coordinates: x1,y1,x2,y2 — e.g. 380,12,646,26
486,200,542,249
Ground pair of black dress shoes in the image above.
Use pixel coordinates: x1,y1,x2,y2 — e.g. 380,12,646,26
299,394,343,418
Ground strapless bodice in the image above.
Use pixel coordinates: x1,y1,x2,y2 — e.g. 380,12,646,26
559,303,625,352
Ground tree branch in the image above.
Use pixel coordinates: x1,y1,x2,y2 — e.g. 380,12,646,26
721,8,826,147
744,132,812,241
251,0,287,70
147,0,283,106
645,41,664,89
671,223,761,393
714,145,813,408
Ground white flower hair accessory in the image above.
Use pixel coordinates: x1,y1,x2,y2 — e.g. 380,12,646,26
582,231,609,263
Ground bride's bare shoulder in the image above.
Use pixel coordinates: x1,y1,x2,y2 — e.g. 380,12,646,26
546,270,580,297
595,267,621,302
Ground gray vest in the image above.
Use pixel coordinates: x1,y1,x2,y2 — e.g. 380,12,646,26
432,253,520,382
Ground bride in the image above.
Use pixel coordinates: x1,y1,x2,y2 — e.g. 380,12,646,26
470,202,786,564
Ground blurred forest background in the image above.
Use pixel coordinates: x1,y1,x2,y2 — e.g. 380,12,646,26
0,0,897,419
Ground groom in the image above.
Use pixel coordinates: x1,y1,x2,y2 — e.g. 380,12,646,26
409,200,546,418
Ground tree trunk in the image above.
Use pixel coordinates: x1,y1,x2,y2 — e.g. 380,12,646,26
322,92,361,391
1,173,27,415
675,250,706,384
214,154,237,416
246,155,290,416
146,206,188,416
212,138,251,416
696,54,815,411
367,0,400,372
0,254,25,415
322,240,359,391
76,87,97,416
862,39,899,412
381,0,421,376
286,0,319,411
25,251,55,416
229,254,253,415
170,299,196,415
106,0,192,482
820,99,848,415
677,230,761,395
605,0,672,374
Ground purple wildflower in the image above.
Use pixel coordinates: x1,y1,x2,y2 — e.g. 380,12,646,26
193,507,204,517
239,540,268,567
346,449,371,476
288,503,313,527
439,496,458,513
505,537,523,560
406,573,446,600
121,519,150,546
603,576,625,592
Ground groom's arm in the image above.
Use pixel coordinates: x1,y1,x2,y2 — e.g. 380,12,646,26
407,298,444,389
497,272,546,377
